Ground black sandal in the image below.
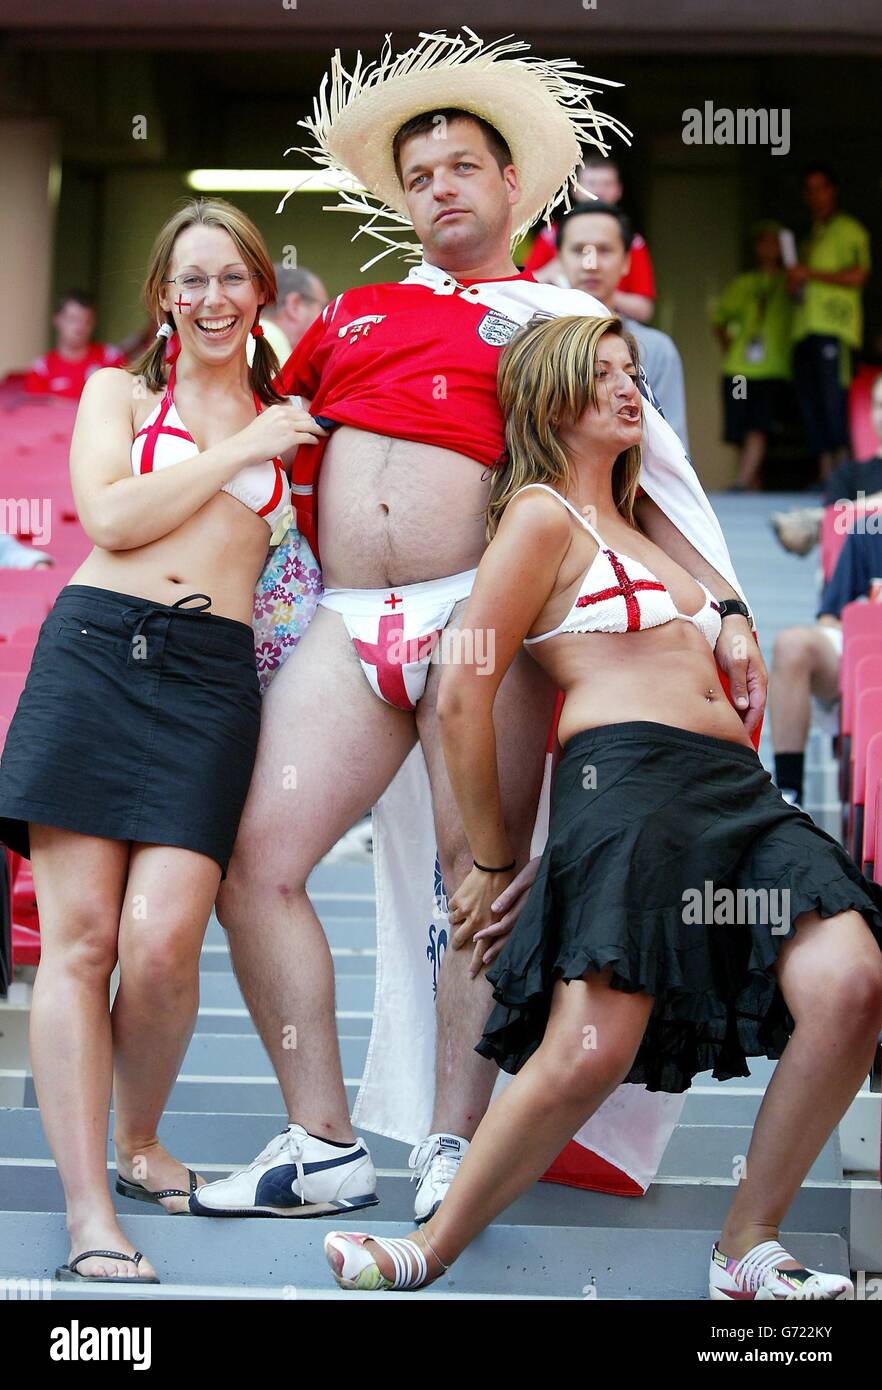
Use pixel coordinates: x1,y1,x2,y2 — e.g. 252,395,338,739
116,1167,199,1211
56,1249,160,1283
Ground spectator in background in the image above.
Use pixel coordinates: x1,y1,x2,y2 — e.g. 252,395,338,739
259,265,328,361
556,203,690,449
771,525,882,806
789,166,871,483
524,156,656,323
771,372,882,555
711,221,793,491
24,291,126,400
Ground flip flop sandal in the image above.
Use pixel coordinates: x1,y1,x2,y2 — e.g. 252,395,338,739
55,1249,160,1283
116,1167,199,1210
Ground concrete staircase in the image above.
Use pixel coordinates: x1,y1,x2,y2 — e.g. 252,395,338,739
0,493,879,1299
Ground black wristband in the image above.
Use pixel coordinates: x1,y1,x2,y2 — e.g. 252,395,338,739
473,857,516,874
717,599,752,624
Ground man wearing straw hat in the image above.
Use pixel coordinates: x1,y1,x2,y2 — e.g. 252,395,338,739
194,30,765,1225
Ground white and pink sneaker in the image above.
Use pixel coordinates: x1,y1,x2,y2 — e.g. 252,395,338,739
709,1240,854,1300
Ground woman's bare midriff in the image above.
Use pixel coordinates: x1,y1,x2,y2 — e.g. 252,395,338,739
531,622,756,752
69,493,270,625
317,427,491,587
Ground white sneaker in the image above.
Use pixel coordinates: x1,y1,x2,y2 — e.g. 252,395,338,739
709,1240,854,1300
770,508,822,557
409,1133,469,1224
189,1124,378,1218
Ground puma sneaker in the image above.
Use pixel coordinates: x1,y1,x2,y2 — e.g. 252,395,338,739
409,1133,469,1224
189,1124,378,1218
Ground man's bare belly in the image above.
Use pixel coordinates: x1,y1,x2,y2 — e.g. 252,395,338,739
536,624,756,751
317,427,492,588
69,493,270,624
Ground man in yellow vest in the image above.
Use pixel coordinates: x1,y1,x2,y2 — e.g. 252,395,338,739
789,165,871,483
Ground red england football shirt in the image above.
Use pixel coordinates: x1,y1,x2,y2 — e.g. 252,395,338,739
279,272,532,468
524,223,656,299
24,344,127,399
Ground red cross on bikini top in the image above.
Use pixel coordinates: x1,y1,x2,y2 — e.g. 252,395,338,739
517,484,722,649
130,362,291,533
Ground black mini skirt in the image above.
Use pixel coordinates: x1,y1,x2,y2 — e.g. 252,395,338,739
0,584,261,877
476,720,882,1093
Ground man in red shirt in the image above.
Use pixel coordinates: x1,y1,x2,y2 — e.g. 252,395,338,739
25,291,126,399
525,155,656,323
195,36,763,1230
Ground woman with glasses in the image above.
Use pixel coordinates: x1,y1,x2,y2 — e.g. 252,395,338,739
0,197,325,1283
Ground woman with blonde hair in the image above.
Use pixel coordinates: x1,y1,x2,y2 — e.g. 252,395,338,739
322,314,882,1298
0,197,324,1282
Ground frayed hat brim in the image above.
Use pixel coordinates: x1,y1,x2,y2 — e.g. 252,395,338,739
281,28,631,271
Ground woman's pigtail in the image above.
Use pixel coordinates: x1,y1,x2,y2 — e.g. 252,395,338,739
249,331,285,405
129,325,171,395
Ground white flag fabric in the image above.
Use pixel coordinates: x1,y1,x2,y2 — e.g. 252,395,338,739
352,740,685,1194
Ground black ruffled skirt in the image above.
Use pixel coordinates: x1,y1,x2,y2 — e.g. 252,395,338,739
476,720,882,1093
0,585,261,877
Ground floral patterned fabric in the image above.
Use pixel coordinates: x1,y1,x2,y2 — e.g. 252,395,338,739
252,522,323,692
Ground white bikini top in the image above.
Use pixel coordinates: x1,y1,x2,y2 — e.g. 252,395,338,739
131,363,292,533
517,483,722,649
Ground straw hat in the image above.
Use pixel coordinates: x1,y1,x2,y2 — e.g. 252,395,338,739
282,28,631,269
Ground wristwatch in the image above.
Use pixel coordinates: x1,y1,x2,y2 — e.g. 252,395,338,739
717,598,753,624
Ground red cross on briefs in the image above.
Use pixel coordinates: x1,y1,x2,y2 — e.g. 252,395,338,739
352,612,442,710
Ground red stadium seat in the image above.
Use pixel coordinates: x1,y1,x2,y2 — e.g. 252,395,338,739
0,679,41,962
11,919,40,969
42,522,92,566
821,504,882,585
11,859,37,935
841,599,882,644
820,507,846,585
848,366,882,460
839,608,882,810
0,568,60,600
0,645,32,672
849,678,882,860
863,731,882,879
10,625,40,644
840,634,881,798
0,686,40,964
0,670,27,719
0,593,48,639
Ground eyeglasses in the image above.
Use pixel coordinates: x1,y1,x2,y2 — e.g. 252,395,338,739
162,271,260,292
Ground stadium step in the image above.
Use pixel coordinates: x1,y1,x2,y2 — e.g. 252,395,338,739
0,1211,850,1300
0,1105,844,1189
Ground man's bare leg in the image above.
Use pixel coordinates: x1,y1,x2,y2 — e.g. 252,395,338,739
416,597,558,1138
216,604,416,1140
736,430,767,490
770,626,840,755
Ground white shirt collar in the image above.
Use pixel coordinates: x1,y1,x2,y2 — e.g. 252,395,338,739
402,260,529,296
